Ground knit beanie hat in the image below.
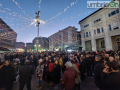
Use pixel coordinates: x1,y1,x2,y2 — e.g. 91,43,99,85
65,61,72,67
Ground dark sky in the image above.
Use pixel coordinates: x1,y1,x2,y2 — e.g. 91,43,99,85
0,0,111,43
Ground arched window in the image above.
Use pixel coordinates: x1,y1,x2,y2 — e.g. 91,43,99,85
101,40,105,48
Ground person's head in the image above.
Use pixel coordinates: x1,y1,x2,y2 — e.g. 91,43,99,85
54,60,59,65
38,59,42,64
86,54,89,58
81,54,83,57
3,60,9,66
80,57,84,61
13,62,17,66
49,58,52,62
24,60,30,65
105,54,109,58
46,57,48,61
109,56,114,62
105,62,118,71
65,61,72,68
95,55,101,61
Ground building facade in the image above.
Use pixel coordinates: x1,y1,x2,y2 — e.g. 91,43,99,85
32,37,49,51
0,18,17,51
79,8,120,51
49,26,81,51
26,43,34,52
16,42,25,52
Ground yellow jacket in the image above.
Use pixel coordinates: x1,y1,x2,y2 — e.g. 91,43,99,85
59,58,63,68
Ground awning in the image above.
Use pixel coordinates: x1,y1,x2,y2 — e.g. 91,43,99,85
0,47,10,51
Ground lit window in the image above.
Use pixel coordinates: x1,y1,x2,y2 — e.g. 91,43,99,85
97,28,100,34
109,25,112,31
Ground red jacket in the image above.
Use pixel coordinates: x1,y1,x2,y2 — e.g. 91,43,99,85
48,62,54,72
62,67,78,90
75,63,79,70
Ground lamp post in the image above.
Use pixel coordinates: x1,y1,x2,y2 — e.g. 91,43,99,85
35,10,40,58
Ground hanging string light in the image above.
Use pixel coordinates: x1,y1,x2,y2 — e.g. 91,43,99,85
12,0,33,19
45,0,78,21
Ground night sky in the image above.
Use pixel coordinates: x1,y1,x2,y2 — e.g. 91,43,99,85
0,0,111,43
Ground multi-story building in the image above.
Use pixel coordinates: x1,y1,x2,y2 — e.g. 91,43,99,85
49,26,81,51
0,18,17,52
16,42,25,52
26,43,34,52
32,37,49,51
79,8,120,51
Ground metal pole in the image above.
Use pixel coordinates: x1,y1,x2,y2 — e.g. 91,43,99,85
37,24,39,58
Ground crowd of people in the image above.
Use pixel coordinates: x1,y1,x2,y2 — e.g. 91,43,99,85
0,50,120,90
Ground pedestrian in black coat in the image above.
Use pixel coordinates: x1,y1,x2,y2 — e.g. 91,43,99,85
79,57,86,81
94,55,104,89
19,60,34,90
53,60,61,90
84,55,93,78
100,62,120,90
0,60,15,90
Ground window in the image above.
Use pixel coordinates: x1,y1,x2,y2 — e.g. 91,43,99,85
89,31,91,36
116,9,119,13
109,25,112,31
108,9,119,17
94,18,101,24
84,24,89,28
84,33,85,38
108,13,111,17
97,28,100,34
101,27,104,33
86,32,88,37
94,30,96,35
111,11,116,15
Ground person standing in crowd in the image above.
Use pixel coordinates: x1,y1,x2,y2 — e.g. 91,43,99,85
36,59,44,90
79,57,86,81
48,58,54,86
84,54,93,78
71,60,81,90
62,61,78,90
13,61,20,83
19,60,34,90
105,54,109,62
109,56,116,62
0,60,15,90
94,55,104,90
53,60,61,90
44,57,49,81
100,62,120,90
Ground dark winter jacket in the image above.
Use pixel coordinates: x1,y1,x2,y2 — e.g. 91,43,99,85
53,64,61,84
94,61,104,89
84,57,92,68
19,65,34,83
0,65,15,88
62,67,78,90
100,72,120,90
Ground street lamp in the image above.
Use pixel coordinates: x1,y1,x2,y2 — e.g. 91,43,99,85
35,10,40,58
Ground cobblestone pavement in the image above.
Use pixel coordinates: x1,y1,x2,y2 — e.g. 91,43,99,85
0,74,98,90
